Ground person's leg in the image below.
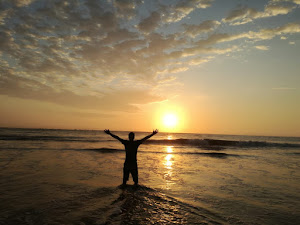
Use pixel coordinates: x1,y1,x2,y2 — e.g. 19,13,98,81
123,166,129,185
131,167,138,185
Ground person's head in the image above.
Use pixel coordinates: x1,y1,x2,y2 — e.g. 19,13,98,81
128,132,135,141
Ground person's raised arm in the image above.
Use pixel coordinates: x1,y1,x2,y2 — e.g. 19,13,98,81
140,129,158,143
104,129,124,143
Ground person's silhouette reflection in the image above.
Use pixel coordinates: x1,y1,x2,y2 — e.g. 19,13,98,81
104,129,158,186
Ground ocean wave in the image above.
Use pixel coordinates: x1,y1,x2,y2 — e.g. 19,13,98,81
85,148,124,153
0,146,239,158
0,135,112,142
1,134,299,149
86,148,239,158
145,138,300,148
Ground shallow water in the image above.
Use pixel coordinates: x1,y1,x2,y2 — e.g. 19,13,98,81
0,128,300,224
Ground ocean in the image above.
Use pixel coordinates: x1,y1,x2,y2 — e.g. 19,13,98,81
0,128,299,225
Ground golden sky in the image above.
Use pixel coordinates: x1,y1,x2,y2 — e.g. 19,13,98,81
0,0,299,136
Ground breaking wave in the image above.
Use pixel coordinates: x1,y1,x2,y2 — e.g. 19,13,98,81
0,134,110,142
1,133,299,149
87,148,239,158
145,138,300,148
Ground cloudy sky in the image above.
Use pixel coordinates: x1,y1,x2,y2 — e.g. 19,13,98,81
0,0,299,136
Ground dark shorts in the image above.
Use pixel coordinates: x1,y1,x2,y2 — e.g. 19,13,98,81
123,163,138,184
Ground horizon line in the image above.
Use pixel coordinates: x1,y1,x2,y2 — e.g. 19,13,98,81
0,126,299,138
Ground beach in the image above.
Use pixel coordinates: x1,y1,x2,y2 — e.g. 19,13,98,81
0,128,300,224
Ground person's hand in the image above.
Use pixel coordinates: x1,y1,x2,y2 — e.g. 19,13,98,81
153,129,158,135
104,129,110,134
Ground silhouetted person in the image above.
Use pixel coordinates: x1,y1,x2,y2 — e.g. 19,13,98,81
104,129,158,186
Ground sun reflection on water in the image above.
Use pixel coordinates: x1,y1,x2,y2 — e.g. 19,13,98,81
163,154,174,189
164,154,173,169
166,146,173,153
162,146,176,189
164,146,174,169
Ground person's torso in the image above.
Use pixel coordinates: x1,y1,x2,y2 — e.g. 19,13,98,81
122,140,141,164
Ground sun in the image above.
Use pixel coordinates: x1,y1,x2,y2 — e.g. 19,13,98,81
154,104,185,132
163,114,178,128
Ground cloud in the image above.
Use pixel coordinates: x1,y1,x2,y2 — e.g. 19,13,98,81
187,57,212,65
271,0,300,5
183,20,221,37
137,11,161,33
264,4,296,16
113,0,140,19
65,110,116,119
255,45,269,50
161,0,213,23
12,0,36,7
250,23,300,40
272,87,296,90
223,2,296,25
0,9,13,25
0,0,299,113
0,72,165,112
203,23,300,44
223,7,257,25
